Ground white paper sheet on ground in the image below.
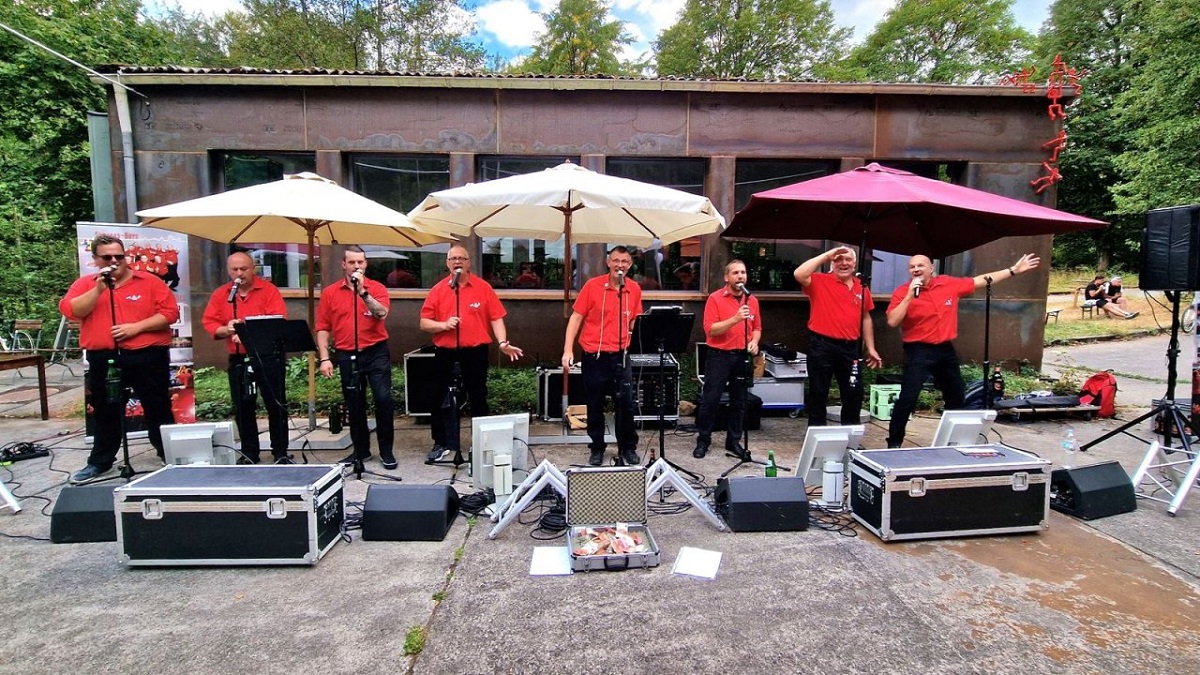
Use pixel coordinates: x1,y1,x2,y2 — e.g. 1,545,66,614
672,547,722,580
529,546,573,576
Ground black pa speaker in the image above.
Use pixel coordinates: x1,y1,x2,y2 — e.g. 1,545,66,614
713,477,808,532
50,485,117,543
1141,205,1200,291
1050,461,1137,520
362,484,460,541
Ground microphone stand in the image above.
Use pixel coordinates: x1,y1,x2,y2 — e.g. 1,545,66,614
104,271,138,481
721,287,788,476
617,273,631,465
349,276,364,479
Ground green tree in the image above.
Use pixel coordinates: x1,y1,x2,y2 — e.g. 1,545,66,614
1036,0,1142,270
832,0,1032,84
654,0,850,80
0,0,185,323
521,0,632,75
224,0,487,71
1111,0,1200,219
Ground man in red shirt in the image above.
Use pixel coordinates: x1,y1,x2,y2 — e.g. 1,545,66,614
202,251,291,464
61,235,179,484
885,252,1040,448
692,260,761,458
420,245,523,462
562,246,643,466
793,246,882,427
316,247,396,470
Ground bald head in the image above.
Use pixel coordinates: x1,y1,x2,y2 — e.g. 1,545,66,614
227,251,257,285
908,255,934,284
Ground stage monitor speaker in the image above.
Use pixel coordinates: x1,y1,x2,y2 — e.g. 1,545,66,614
713,477,808,532
362,484,460,541
50,485,117,543
1141,205,1200,291
1050,461,1136,520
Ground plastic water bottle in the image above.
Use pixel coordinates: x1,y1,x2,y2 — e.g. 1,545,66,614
243,363,258,401
104,358,122,401
765,450,778,477
1061,427,1076,469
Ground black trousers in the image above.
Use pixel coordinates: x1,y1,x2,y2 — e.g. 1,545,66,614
580,351,638,453
228,353,289,458
431,344,490,451
85,347,174,469
695,349,749,448
806,334,865,427
888,342,965,447
335,341,394,458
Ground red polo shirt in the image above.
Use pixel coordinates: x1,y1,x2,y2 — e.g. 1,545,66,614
803,272,875,340
60,271,179,350
573,275,643,353
316,278,390,351
420,274,506,348
703,287,762,350
202,278,288,354
887,275,976,344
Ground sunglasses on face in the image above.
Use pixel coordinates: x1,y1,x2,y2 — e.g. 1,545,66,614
96,254,126,261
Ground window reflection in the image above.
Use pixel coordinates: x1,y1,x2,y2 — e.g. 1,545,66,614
477,156,575,290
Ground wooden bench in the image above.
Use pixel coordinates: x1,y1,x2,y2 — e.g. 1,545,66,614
1045,309,1061,324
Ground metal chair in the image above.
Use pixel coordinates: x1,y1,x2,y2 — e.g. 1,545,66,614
44,317,83,380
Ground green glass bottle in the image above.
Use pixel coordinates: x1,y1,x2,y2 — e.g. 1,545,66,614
765,450,777,478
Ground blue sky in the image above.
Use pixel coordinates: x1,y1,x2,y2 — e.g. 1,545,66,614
150,0,1053,67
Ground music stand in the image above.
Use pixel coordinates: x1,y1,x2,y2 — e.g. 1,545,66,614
235,318,316,462
630,308,695,478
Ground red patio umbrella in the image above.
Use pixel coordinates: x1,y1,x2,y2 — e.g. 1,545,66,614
723,163,1106,257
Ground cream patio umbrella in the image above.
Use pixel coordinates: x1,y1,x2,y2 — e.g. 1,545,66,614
137,172,453,427
408,161,726,306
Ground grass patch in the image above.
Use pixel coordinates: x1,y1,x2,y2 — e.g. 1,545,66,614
403,626,426,656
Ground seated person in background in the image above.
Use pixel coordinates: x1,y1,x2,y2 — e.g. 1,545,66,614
674,262,699,290
1105,276,1130,312
386,263,419,288
1085,274,1138,319
513,262,543,288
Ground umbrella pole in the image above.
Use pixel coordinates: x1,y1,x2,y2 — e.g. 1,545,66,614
307,229,318,430
982,276,993,409
561,210,572,428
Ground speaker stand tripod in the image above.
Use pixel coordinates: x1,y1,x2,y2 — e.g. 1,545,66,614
1081,291,1196,515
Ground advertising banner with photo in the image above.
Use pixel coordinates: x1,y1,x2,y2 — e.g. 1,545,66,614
76,222,195,440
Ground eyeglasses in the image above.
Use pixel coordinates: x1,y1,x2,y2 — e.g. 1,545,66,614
448,256,470,262
96,254,126,261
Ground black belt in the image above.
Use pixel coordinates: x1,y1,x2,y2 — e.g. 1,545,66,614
708,347,745,354
811,333,857,347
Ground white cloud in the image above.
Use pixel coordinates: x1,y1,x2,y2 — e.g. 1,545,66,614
613,0,684,39
143,0,244,18
475,0,546,48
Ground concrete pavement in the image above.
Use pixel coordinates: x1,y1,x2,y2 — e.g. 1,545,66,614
1,339,1197,675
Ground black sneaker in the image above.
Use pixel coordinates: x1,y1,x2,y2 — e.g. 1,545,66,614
588,449,605,466
237,454,261,465
692,443,710,459
380,453,398,470
425,445,449,463
618,448,640,465
274,455,295,465
1125,311,1140,320
70,464,116,485
725,444,746,459
339,452,370,464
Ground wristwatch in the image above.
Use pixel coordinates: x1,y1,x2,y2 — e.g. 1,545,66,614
499,340,510,347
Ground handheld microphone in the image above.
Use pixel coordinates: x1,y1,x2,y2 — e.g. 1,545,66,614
227,277,242,304
616,270,625,288
449,268,462,290
913,279,922,298
100,265,116,286
350,271,362,287
736,282,750,296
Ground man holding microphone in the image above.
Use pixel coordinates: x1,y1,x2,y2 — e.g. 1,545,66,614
885,252,1040,448
692,260,761,458
202,251,291,464
316,246,396,470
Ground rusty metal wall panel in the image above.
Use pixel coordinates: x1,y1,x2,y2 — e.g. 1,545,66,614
305,88,497,152
498,90,688,155
688,93,876,157
135,86,308,151
874,96,1051,163
133,151,210,210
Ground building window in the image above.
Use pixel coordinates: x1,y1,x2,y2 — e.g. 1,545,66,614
476,156,576,290
349,154,452,288
605,158,708,291
216,152,317,290
731,159,839,292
